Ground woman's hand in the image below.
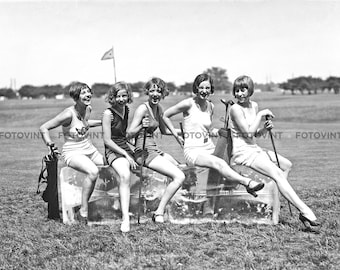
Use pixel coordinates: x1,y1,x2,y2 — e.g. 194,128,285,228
142,114,150,128
47,142,60,156
125,154,138,170
264,119,274,130
259,109,275,119
176,135,185,146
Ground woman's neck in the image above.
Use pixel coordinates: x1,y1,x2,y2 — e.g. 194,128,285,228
113,104,124,113
238,99,251,108
194,96,207,110
74,103,87,119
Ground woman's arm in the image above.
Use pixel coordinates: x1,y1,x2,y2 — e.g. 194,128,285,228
230,102,273,138
126,105,148,138
39,108,72,146
163,99,191,137
207,102,219,137
88,119,102,127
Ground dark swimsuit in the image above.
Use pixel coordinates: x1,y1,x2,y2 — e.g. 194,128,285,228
105,106,134,166
134,102,165,166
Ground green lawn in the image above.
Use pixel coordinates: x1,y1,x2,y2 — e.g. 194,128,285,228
0,92,339,269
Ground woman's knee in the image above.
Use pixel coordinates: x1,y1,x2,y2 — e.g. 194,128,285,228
212,158,227,172
173,170,186,185
118,171,131,185
87,166,99,181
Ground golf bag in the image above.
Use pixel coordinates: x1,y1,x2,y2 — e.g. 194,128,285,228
37,150,60,220
207,100,234,213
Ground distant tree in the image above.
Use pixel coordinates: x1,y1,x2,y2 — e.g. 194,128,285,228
325,76,340,94
280,76,325,95
91,83,111,97
130,81,145,93
178,82,192,94
203,67,232,93
42,84,64,98
0,88,16,99
279,81,295,95
19,85,38,98
166,82,177,93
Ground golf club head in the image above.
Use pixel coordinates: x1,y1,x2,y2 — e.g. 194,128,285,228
220,99,234,107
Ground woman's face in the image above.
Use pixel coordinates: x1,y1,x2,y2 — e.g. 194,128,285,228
115,89,129,107
77,87,92,106
234,87,249,104
148,84,162,105
196,80,212,100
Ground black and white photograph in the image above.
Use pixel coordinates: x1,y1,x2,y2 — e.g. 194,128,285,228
1,0,339,269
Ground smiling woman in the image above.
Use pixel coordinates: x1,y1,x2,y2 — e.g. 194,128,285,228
39,82,104,224
127,77,186,223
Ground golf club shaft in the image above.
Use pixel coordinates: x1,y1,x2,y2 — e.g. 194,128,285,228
265,115,293,215
138,127,147,224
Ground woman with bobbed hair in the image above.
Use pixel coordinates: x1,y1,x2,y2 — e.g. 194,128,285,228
163,74,265,200
39,82,104,224
127,77,185,223
229,75,320,229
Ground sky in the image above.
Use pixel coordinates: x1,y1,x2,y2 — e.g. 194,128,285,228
1,0,340,89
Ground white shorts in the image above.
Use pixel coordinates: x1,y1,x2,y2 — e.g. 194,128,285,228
231,144,268,167
184,145,215,166
62,139,102,166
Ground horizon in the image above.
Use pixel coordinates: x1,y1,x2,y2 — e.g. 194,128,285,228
1,0,340,89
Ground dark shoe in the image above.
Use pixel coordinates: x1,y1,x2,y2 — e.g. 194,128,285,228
245,180,265,197
152,213,164,223
74,209,88,225
299,213,321,228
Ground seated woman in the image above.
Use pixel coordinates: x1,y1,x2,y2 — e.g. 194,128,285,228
228,75,320,229
127,77,186,223
102,82,137,232
163,73,264,199
39,82,104,224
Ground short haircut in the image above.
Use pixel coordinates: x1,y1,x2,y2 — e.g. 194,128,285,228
192,73,214,94
69,82,92,101
144,77,169,98
232,75,254,97
106,81,133,106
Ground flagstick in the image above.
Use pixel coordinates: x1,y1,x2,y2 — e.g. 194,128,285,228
112,46,117,83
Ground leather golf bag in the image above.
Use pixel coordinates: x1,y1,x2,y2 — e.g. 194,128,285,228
37,152,60,220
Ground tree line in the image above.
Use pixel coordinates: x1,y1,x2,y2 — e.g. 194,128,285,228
279,76,340,95
1,68,339,99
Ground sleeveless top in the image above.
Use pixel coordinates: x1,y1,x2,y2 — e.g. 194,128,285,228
134,102,165,151
62,106,90,142
104,106,131,153
183,98,215,150
61,106,96,154
229,101,257,151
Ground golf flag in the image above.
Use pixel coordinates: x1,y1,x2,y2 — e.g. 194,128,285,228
101,47,114,60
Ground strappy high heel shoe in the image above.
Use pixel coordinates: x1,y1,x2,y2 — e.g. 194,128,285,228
152,213,164,223
299,213,321,228
244,180,265,197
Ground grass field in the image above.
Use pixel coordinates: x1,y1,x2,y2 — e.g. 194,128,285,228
0,92,339,269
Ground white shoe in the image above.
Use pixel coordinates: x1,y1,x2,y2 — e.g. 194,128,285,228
120,220,130,233
152,213,164,223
